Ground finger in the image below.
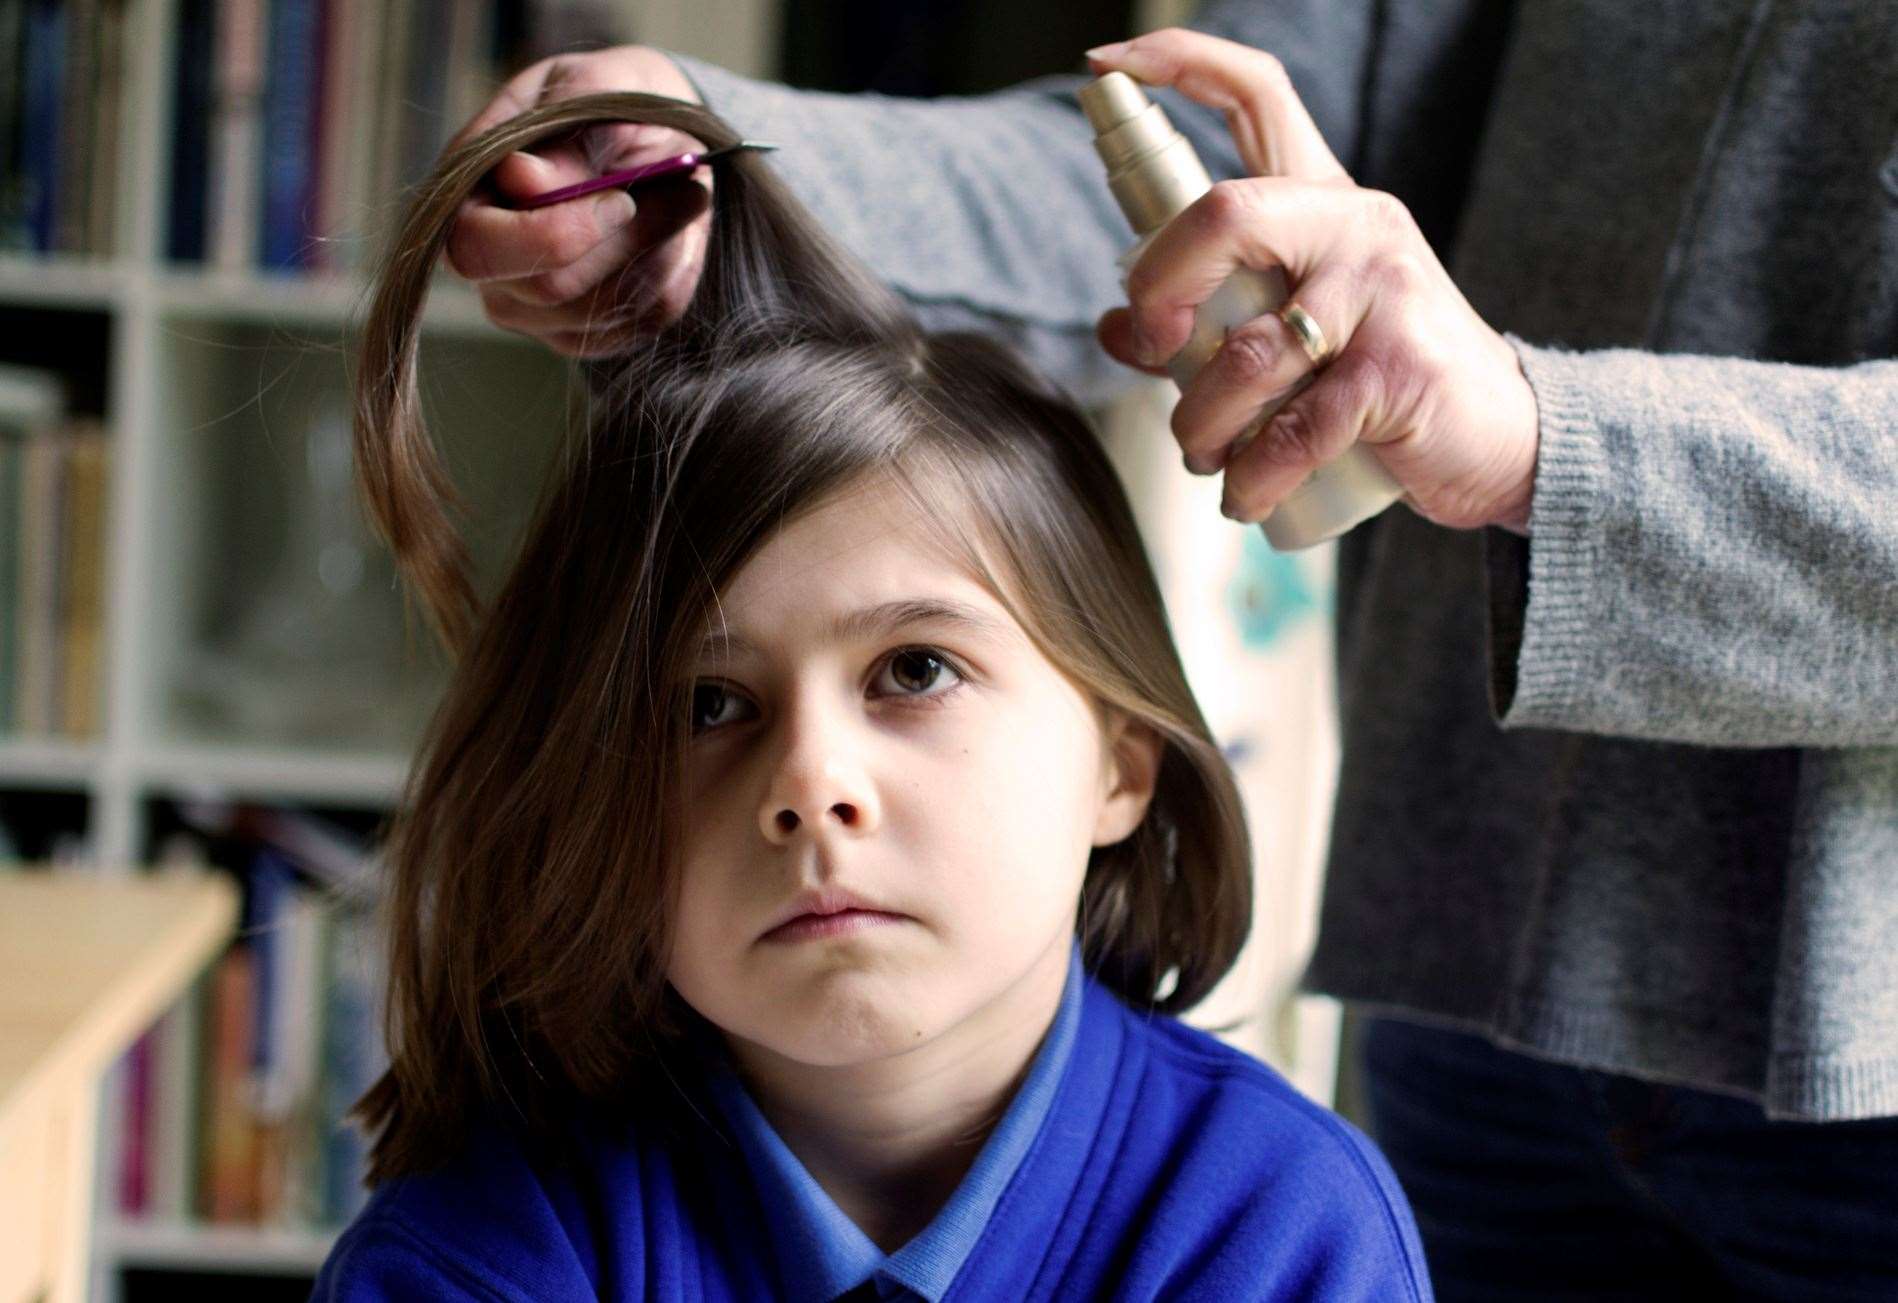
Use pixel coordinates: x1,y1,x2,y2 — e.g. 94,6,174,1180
1124,176,1362,367
1095,308,1173,377
480,186,710,337
445,57,564,155
544,225,715,356
1217,348,1389,522
1169,270,1364,472
446,53,694,157
468,170,709,308
1085,27,1347,181
446,179,640,287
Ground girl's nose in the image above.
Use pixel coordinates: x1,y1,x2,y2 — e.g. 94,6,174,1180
758,702,880,844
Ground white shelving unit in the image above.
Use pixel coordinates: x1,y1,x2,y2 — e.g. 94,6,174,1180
0,0,575,1296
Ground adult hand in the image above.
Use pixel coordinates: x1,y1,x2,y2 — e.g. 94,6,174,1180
442,47,711,358
1086,29,1539,534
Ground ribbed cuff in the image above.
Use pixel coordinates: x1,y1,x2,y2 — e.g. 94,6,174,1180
1488,336,1610,729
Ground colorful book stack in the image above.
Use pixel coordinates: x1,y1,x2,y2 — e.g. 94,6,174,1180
0,0,129,257
113,808,389,1232
0,362,108,741
165,0,522,275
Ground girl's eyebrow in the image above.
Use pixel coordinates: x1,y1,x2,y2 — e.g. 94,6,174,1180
697,597,1016,658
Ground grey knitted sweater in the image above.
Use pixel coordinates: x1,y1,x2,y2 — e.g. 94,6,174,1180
670,0,1898,1121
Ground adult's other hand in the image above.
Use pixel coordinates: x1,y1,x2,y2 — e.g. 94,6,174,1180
1088,29,1539,534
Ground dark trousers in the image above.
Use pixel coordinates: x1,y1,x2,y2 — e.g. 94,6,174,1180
1357,1014,1898,1301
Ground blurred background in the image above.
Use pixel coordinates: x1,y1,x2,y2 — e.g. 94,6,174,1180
0,0,1343,1298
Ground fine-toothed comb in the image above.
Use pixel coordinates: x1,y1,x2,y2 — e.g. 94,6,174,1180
514,140,779,210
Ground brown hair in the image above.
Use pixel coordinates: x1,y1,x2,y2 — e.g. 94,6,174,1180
349,92,1253,1184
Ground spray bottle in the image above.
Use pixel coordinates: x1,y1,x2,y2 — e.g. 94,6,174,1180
1078,71,1403,550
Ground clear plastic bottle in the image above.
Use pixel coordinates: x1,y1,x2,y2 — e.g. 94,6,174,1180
1079,71,1404,550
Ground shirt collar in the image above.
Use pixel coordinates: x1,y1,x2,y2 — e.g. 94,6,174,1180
701,941,1085,1301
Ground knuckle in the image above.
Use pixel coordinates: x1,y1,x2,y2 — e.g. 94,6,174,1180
1328,349,1388,416
520,262,591,308
1244,49,1291,102
1214,324,1284,389
1360,188,1415,240
1370,251,1426,299
547,206,602,268
1198,179,1260,234
1260,404,1326,470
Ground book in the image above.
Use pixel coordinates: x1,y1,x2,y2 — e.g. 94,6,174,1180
166,0,215,262
85,0,126,256
0,426,22,731
261,0,319,271
13,425,63,733
56,420,106,737
320,901,386,1225
18,0,65,254
208,0,266,271
146,967,210,1221
199,942,259,1221
54,0,97,255
0,0,31,251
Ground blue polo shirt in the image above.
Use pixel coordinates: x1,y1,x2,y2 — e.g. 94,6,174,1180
700,943,1083,1301
312,949,1433,1301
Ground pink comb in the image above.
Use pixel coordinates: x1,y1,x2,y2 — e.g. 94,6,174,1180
514,140,778,210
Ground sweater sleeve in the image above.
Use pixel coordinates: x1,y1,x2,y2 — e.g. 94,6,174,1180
656,0,1395,407
1485,341,1898,748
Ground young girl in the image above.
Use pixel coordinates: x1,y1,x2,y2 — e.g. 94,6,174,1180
313,92,1431,1301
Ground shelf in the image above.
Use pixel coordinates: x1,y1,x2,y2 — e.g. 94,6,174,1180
0,738,103,789
0,253,506,335
98,1217,338,1276
151,267,501,336
0,255,128,312
134,741,409,809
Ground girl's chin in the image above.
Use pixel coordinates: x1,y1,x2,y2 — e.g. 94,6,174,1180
730,992,952,1070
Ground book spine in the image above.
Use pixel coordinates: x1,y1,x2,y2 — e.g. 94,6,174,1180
0,431,18,733
320,903,383,1225
19,0,65,254
147,972,207,1222
85,0,124,257
117,1028,154,1214
54,0,96,255
15,429,56,733
336,0,381,274
166,0,214,262
0,0,30,251
58,422,104,737
208,0,266,271
200,943,258,1221
260,0,317,271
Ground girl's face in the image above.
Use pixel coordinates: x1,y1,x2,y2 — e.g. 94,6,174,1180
668,474,1158,1070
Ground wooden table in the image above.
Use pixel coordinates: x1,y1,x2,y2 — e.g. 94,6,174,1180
0,869,238,1303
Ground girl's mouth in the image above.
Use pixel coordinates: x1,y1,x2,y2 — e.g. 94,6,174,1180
760,908,908,944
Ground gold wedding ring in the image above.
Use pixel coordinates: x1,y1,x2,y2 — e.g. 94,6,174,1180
1277,301,1332,368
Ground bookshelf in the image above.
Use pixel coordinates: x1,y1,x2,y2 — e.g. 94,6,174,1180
1,0,589,1297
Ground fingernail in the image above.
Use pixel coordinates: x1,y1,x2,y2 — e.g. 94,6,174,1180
1086,41,1131,62
1184,451,1215,476
1220,496,1241,520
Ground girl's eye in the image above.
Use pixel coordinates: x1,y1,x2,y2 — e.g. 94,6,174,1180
691,682,754,733
873,647,964,699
